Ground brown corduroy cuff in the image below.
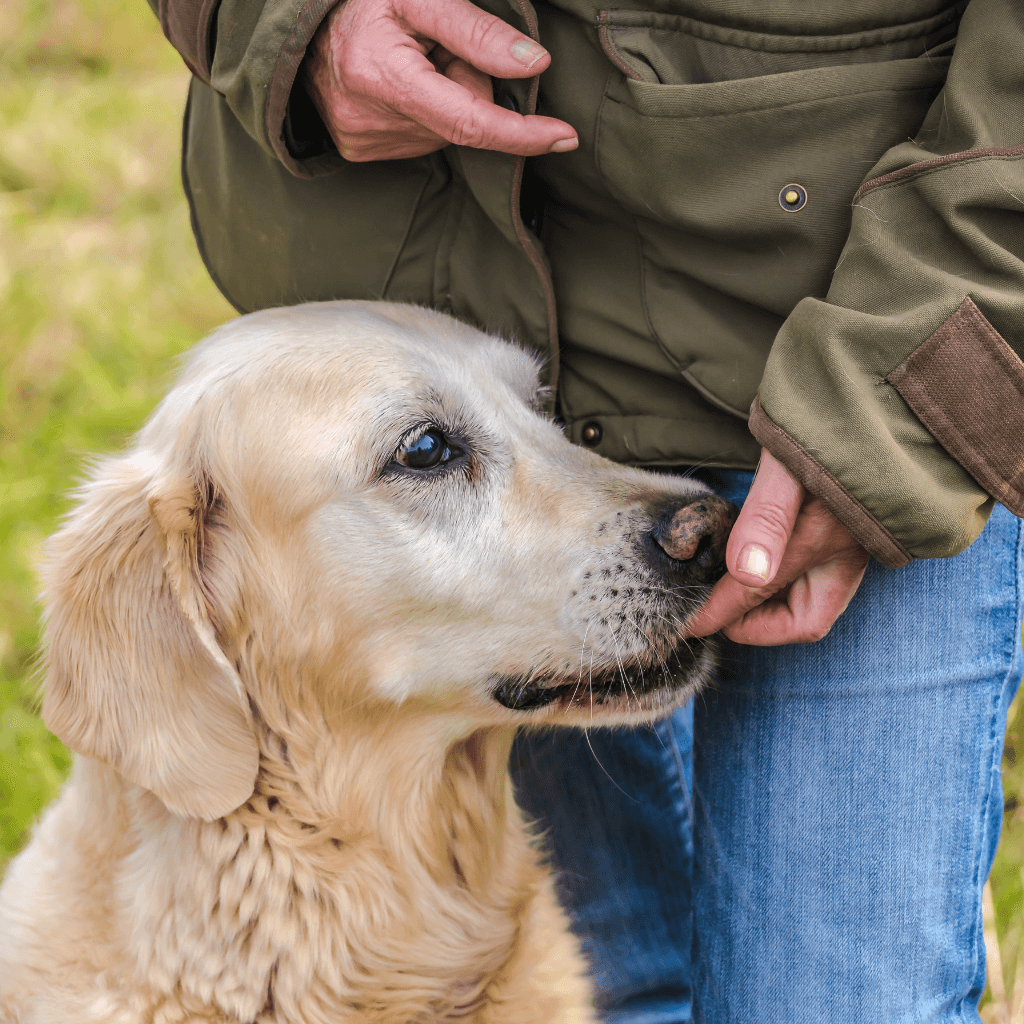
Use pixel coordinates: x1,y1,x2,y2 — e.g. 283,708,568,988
887,297,1024,518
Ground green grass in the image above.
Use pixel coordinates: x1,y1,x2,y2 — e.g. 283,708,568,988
0,0,233,855
0,0,1022,1015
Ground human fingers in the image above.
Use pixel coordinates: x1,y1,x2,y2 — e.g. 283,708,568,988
433,47,494,102
721,547,869,645
725,449,804,588
330,73,576,159
684,455,865,639
389,64,576,154
391,0,578,149
684,452,805,635
394,0,553,79
316,0,577,157
322,51,494,162
687,494,869,640
683,572,772,638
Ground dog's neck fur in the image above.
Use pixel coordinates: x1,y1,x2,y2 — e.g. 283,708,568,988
2,661,590,1023
114,689,566,1024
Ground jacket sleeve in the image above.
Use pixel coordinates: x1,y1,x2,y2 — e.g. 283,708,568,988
752,0,1024,567
145,0,340,175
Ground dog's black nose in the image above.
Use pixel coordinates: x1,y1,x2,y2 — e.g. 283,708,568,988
646,496,739,584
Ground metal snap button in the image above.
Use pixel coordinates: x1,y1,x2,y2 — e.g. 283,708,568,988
581,422,602,446
497,91,520,114
779,184,808,212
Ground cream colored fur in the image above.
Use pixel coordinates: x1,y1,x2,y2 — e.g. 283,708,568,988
0,302,719,1023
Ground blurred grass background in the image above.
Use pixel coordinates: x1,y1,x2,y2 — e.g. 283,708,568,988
0,0,233,849
0,0,1021,1017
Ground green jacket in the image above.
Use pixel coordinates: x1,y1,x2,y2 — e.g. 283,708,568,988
150,0,1024,567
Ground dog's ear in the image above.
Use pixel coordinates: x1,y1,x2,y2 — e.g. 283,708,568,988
41,452,259,820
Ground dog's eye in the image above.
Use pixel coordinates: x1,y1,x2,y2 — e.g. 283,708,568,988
395,428,459,470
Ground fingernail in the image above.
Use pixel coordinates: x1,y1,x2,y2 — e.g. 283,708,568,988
738,544,770,582
549,137,578,153
510,39,548,68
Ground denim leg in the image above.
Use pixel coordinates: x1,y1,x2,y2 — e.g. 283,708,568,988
511,709,696,1024
511,471,1022,1024
507,463,754,1022
693,502,1024,1023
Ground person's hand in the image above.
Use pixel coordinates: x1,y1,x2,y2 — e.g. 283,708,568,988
685,450,870,645
302,0,579,162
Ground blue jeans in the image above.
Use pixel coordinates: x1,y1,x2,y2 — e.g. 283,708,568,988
511,470,1024,1024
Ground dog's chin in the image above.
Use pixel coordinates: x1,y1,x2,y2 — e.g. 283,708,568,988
489,642,716,723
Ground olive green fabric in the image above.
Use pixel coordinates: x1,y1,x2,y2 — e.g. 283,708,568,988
160,0,1024,563
757,0,1024,561
529,0,958,476
183,77,560,379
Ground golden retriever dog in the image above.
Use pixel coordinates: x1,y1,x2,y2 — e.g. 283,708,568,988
0,302,736,1024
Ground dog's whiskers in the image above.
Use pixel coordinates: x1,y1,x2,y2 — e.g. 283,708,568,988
609,635,642,710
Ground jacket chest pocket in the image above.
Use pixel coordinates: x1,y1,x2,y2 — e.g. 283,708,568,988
593,6,957,414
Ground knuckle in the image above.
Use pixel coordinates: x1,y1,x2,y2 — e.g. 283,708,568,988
800,620,832,644
802,499,842,544
747,503,794,541
801,495,832,525
446,110,486,148
331,121,370,152
340,145,373,162
466,13,507,53
335,125,386,159
345,60,381,95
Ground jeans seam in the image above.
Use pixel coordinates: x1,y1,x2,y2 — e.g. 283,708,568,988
657,715,694,842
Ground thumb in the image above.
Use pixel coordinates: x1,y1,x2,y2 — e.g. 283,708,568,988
726,450,804,588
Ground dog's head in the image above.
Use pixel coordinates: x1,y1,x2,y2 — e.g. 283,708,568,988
40,302,736,820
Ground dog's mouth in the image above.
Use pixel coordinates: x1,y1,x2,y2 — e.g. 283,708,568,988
489,642,713,714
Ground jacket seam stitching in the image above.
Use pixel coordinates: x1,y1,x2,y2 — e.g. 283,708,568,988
604,81,942,123
886,298,1024,512
597,19,644,81
510,155,560,378
597,2,965,52
194,0,220,79
180,78,247,316
431,171,464,316
505,0,558,378
904,388,1024,508
596,72,757,423
750,399,913,564
752,405,861,511
631,215,662,364
854,146,1024,202
380,167,435,300
264,0,338,174
629,203,751,419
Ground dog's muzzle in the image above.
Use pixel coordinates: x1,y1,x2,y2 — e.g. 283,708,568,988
491,494,739,713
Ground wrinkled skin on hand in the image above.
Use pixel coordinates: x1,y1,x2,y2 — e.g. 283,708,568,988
303,0,579,161
686,450,870,646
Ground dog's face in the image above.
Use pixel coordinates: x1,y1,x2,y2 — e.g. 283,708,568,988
40,303,735,820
